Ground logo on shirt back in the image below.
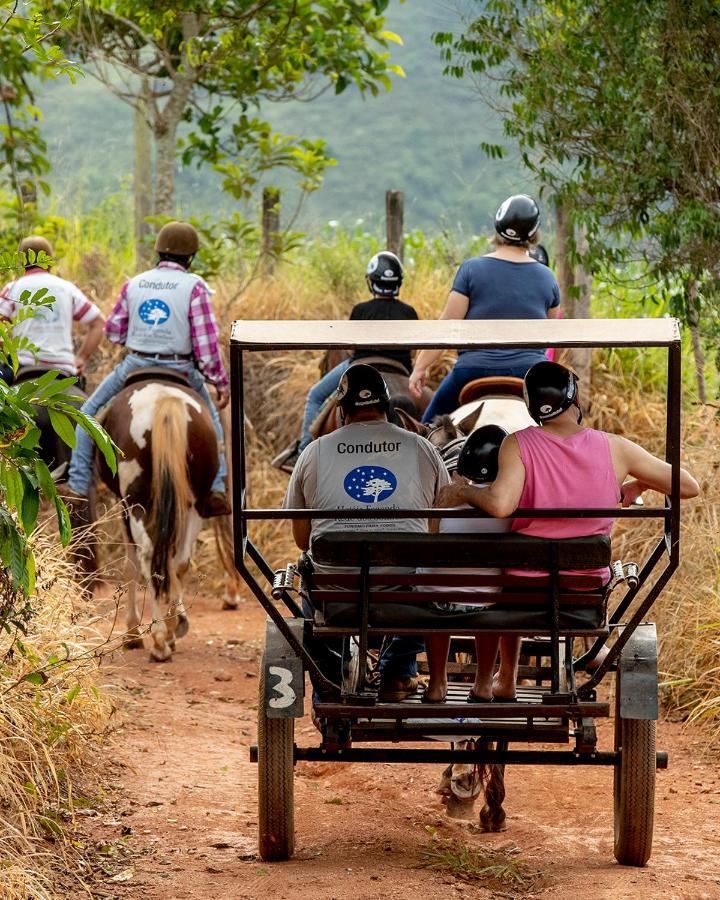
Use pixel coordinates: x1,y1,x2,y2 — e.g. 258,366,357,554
344,466,397,504
139,298,171,326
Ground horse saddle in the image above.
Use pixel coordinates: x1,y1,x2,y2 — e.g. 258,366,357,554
123,366,192,391
458,375,525,405
15,364,87,395
352,355,411,376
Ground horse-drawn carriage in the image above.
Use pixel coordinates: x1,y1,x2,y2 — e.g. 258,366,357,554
229,317,682,868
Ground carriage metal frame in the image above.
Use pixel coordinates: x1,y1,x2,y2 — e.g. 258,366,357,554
229,317,682,866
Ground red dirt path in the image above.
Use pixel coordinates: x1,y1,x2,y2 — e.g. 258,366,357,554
89,587,720,900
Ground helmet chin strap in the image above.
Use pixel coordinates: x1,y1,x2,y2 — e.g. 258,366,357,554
574,399,583,425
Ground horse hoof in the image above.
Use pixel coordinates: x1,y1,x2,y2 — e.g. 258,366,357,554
435,764,453,796
149,648,172,663
222,597,239,610
123,637,145,650
479,804,507,833
176,614,189,638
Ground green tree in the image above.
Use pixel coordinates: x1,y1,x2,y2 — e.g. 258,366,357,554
0,1,79,238
57,1,403,223
436,0,720,391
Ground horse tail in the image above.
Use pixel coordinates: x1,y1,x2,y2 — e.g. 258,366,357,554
149,394,192,600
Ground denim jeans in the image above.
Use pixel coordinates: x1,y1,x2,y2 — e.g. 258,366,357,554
67,353,227,495
377,637,425,679
421,363,533,423
299,359,351,451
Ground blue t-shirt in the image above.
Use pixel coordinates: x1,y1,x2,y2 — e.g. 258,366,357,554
451,256,560,369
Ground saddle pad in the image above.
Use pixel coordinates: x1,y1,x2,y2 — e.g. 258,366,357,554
123,365,191,391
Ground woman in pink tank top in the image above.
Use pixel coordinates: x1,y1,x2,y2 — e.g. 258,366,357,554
508,426,619,581
433,360,699,701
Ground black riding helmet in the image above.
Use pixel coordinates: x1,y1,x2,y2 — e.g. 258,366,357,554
336,363,391,415
366,251,403,297
456,425,508,484
523,361,581,424
494,194,540,243
529,243,550,266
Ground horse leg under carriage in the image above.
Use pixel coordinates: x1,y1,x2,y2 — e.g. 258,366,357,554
96,367,231,661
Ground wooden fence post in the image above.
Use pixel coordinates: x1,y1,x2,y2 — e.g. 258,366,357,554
261,187,281,276
385,189,404,260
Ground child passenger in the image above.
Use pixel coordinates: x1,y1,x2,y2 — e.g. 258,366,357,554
421,426,519,703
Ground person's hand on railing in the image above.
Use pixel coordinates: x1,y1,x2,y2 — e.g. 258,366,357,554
620,478,649,508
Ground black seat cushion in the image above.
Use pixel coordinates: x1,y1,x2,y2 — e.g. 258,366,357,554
316,599,604,632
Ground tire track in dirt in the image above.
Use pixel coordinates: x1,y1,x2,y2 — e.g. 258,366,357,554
87,587,720,900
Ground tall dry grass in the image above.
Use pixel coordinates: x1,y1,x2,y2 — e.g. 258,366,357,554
0,529,115,899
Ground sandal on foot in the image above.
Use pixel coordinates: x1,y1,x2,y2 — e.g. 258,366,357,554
491,694,518,703
467,689,492,703
421,686,447,703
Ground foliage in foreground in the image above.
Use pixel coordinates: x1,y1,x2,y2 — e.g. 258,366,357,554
0,532,115,900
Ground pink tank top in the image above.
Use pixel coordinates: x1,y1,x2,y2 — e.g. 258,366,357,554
509,426,620,581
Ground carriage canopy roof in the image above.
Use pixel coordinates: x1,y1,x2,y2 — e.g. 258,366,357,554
230,317,680,351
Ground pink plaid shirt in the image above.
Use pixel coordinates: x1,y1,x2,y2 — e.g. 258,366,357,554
105,261,228,389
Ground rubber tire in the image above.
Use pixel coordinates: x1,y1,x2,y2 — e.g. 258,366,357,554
613,714,656,866
258,664,295,861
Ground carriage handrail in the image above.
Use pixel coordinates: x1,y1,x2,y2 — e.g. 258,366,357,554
230,317,681,350
241,506,670,519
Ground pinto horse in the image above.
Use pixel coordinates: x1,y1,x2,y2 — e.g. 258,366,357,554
97,369,223,661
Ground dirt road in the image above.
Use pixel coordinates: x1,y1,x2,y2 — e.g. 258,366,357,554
89,588,720,900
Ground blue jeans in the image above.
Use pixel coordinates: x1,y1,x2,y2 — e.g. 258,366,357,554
299,359,351,451
421,363,533,423
377,637,425,679
68,353,227,495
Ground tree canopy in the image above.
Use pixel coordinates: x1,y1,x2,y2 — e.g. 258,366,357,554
436,0,720,284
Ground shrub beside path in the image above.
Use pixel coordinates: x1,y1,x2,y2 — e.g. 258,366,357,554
84,588,720,900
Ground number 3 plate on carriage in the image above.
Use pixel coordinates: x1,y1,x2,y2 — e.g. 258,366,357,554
229,317,682,866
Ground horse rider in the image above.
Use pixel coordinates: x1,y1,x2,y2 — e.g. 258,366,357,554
409,194,561,422
0,236,105,381
283,363,450,702
66,222,230,517
435,360,700,700
272,250,419,472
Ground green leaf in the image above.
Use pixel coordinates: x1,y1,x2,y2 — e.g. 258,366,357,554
48,409,77,448
54,496,71,546
24,671,47,686
34,458,57,501
379,30,404,45
19,472,40,534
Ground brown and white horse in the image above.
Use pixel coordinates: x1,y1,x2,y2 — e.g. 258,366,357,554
97,373,226,661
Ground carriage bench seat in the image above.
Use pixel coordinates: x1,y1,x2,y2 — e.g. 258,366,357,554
307,531,611,636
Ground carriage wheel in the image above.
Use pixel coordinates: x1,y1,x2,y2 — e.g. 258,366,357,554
613,713,656,866
257,662,295,861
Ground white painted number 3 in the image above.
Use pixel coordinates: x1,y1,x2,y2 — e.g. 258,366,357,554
268,665,296,709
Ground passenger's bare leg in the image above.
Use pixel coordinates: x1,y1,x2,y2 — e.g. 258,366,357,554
471,635,500,700
425,634,451,701
493,636,522,700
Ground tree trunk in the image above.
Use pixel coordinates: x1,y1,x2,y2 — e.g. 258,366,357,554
154,122,177,217
570,223,593,391
686,280,707,404
555,199,575,315
134,79,153,269
261,187,281,275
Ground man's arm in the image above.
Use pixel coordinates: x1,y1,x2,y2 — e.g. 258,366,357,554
609,435,699,506
435,435,526,518
291,518,311,551
75,314,105,375
283,449,313,551
188,281,230,409
104,284,130,346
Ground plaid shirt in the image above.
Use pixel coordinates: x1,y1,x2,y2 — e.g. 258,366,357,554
104,261,228,389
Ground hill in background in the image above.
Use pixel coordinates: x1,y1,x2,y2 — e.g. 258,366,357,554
38,1,529,235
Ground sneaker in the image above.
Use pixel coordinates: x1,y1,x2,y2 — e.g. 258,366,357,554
271,440,301,474
377,675,419,702
57,484,89,508
203,491,231,518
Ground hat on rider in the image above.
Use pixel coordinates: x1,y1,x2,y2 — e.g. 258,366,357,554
336,363,391,415
523,360,581,424
154,221,200,257
494,195,540,244
19,236,53,269
456,425,508,484
366,251,403,297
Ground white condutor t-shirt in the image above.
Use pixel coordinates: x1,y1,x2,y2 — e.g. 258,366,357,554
284,421,450,575
0,271,101,374
125,266,207,355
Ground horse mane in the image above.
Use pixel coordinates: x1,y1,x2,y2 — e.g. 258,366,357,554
148,393,193,599
431,414,459,439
